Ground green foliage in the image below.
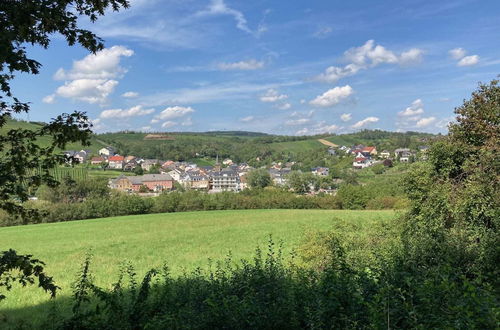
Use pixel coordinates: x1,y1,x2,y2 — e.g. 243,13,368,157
133,165,143,175
246,168,271,188
0,249,58,301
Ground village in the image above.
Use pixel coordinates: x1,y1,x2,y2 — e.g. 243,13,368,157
63,144,429,194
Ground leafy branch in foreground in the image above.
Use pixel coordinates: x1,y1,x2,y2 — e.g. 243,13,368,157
0,249,59,301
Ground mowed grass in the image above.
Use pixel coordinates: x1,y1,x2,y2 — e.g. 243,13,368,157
0,209,395,322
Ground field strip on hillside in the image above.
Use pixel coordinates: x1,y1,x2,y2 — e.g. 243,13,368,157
318,139,339,148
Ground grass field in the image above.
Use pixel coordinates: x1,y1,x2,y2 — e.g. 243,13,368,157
0,209,395,323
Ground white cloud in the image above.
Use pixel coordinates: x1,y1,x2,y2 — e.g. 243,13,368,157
352,116,379,129
399,48,424,65
309,85,353,107
161,121,177,128
54,46,133,80
100,105,155,119
340,113,352,122
217,59,264,71
313,26,333,38
416,116,437,128
196,0,253,34
50,46,133,104
122,91,139,98
155,106,195,121
260,89,288,102
448,48,480,67
240,116,254,122
276,102,291,110
55,79,118,104
150,118,160,124
449,48,466,60
42,94,56,104
458,55,479,67
295,122,340,135
398,99,424,116
285,118,311,126
313,40,423,83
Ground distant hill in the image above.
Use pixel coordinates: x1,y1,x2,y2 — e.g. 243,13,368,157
0,119,107,154
97,129,438,164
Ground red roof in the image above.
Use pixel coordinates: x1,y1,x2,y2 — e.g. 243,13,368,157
109,155,124,161
355,157,367,162
362,146,376,152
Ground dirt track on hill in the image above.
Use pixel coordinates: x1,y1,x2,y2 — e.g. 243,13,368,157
318,139,339,148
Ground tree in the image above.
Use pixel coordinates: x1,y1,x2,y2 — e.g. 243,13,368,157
133,165,144,175
402,79,499,283
0,0,129,300
247,168,271,189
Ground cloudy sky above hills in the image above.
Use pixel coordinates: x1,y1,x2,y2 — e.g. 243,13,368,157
14,0,500,135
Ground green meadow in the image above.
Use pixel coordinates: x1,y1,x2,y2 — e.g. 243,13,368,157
0,209,395,322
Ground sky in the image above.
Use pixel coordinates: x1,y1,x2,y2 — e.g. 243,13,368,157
12,0,500,135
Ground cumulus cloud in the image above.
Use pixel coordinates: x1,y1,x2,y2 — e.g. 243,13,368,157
54,46,133,80
42,94,56,104
155,106,195,121
100,105,155,119
351,116,379,129
276,102,291,110
260,89,288,102
416,116,437,128
398,99,424,116
217,59,264,70
309,85,353,107
458,55,479,67
340,113,352,122
240,116,254,122
122,91,139,98
49,46,133,104
449,48,466,60
313,40,424,83
448,48,479,66
56,79,118,104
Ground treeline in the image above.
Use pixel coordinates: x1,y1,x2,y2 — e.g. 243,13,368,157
0,178,407,226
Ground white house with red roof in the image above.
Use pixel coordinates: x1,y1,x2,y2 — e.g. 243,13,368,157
108,155,125,169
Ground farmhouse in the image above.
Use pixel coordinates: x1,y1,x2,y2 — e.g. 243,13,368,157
109,173,174,192
99,146,116,156
108,155,125,169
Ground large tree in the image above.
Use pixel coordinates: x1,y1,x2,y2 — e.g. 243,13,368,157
0,0,129,300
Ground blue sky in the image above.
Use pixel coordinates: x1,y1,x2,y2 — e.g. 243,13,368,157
12,0,500,135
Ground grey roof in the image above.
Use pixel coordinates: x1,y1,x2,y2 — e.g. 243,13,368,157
140,174,173,182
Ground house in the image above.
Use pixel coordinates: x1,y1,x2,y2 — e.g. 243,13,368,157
210,168,240,192
399,151,414,163
361,146,377,157
90,156,105,165
269,168,291,186
353,157,372,169
123,159,138,171
394,148,411,158
108,155,124,169
222,158,233,166
124,155,136,163
167,168,183,181
99,146,116,156
312,167,329,176
183,172,210,190
73,151,88,164
141,159,160,171
327,147,336,156
418,146,430,160
140,174,174,191
380,150,391,159
109,173,174,192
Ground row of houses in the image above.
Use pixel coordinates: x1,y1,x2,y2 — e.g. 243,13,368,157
341,145,429,169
